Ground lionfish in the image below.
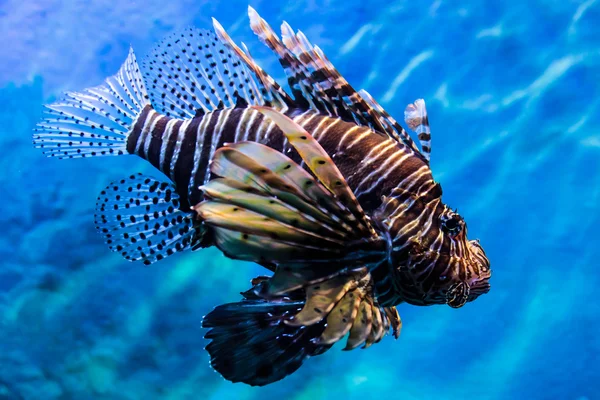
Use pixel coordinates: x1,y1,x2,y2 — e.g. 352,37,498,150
33,7,491,386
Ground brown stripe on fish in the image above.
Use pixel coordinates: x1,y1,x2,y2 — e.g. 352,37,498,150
203,108,235,184
168,119,193,182
171,118,201,207
188,113,214,205
237,107,259,142
158,119,180,171
134,111,162,157
126,104,155,154
152,117,201,177
143,114,170,169
185,110,222,204
161,119,184,176
246,108,268,142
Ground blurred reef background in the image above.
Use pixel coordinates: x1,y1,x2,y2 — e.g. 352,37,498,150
1,0,599,399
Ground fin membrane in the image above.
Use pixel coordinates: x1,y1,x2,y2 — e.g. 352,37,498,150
33,48,149,159
202,299,330,386
94,173,196,265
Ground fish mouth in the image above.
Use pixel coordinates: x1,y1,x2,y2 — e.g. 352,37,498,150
469,279,491,298
444,240,491,307
466,239,491,301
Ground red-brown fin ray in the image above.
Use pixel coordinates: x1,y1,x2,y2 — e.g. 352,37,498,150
195,134,387,269
317,283,363,345
359,88,423,156
248,6,336,113
344,299,373,350
224,141,359,234
384,306,403,340
272,14,422,155
263,267,347,297
364,301,386,348
283,270,397,349
206,225,341,263
285,275,357,326
196,201,344,247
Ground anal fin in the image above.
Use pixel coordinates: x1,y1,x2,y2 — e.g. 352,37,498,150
94,173,199,265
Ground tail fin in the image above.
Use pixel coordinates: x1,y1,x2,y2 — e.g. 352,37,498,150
202,299,331,386
33,48,149,159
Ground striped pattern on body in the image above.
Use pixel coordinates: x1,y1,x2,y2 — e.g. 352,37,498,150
126,105,430,215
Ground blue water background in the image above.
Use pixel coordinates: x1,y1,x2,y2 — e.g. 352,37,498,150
1,0,599,398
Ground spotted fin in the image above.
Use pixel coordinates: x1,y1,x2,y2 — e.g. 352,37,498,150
142,27,275,119
211,18,294,110
202,298,331,386
404,99,431,162
94,173,199,265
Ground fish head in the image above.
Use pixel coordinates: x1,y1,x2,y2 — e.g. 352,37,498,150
379,189,491,308
425,206,492,308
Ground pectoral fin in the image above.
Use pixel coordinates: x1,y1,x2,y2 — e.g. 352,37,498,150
344,300,373,350
195,117,387,270
285,275,357,326
284,270,398,350
252,106,375,237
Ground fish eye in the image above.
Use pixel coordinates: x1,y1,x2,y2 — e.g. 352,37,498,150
442,215,463,235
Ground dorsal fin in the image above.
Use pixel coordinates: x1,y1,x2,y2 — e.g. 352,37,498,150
358,89,424,157
211,18,294,111
404,99,431,162
245,8,425,157
247,7,336,115
142,27,280,119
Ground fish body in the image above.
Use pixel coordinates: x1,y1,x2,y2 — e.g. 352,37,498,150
127,106,424,213
33,7,491,386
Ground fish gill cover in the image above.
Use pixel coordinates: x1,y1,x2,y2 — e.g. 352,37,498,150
0,0,599,399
